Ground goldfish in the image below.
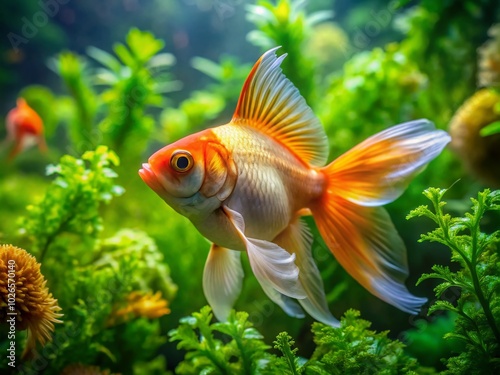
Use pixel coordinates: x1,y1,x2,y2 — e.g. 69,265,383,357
4,98,47,159
139,47,451,326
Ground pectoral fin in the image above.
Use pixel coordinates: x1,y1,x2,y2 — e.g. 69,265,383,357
274,218,340,326
222,205,306,300
203,244,244,322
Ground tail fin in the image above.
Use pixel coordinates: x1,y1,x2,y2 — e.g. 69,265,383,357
311,120,450,313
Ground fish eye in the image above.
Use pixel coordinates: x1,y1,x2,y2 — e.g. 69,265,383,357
170,150,194,173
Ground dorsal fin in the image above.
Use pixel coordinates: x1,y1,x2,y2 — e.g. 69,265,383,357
231,47,329,167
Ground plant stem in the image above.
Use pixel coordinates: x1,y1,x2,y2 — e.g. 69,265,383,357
469,216,500,345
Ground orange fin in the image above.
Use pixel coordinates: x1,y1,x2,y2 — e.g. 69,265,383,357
310,119,450,313
231,47,328,166
203,244,244,322
274,218,339,326
8,135,24,160
313,197,426,313
328,119,451,206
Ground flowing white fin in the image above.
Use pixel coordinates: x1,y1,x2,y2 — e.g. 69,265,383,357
231,47,329,166
223,205,306,299
259,282,305,318
274,218,340,326
203,244,244,322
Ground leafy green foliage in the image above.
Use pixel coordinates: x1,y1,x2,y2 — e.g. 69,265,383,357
246,0,331,104
307,310,425,375
170,307,428,375
407,187,500,373
262,332,304,375
2,1,500,372
52,51,98,151
480,120,500,136
159,56,250,143
96,228,178,301
169,306,271,375
318,45,427,155
18,146,124,261
91,28,180,158
10,147,174,374
50,28,180,159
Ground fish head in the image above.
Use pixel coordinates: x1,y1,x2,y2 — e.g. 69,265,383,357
139,129,237,219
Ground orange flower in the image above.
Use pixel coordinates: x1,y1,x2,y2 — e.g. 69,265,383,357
0,244,62,359
108,291,170,326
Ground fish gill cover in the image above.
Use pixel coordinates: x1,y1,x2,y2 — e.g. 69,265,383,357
0,0,499,374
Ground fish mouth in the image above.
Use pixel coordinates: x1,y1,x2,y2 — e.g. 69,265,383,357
139,163,166,195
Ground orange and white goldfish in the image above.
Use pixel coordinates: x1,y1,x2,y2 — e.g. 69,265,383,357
139,47,451,326
4,98,47,159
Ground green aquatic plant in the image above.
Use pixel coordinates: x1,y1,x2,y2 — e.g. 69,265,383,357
170,307,428,375
52,51,98,152
50,28,179,158
306,310,426,375
160,55,249,143
191,55,251,102
18,146,124,261
9,148,174,374
318,44,427,154
89,28,180,159
96,228,178,302
407,187,500,373
246,0,331,104
263,332,304,375
170,306,271,375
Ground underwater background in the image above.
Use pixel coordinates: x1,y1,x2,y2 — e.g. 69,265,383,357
1,0,500,374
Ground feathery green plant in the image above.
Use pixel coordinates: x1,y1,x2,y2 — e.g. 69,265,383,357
407,187,500,373
170,307,428,375
89,28,180,158
263,332,304,375
50,28,180,158
169,306,271,375
18,146,123,262
52,51,98,152
11,147,174,374
307,310,425,375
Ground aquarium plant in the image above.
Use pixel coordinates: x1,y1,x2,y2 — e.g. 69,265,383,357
170,306,430,375
408,187,500,373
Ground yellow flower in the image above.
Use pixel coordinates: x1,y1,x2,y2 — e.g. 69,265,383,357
449,88,500,186
60,363,117,375
0,244,62,359
108,291,170,326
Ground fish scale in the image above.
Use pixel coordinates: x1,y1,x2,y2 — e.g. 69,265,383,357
213,124,321,240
